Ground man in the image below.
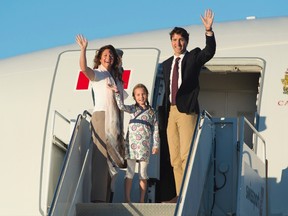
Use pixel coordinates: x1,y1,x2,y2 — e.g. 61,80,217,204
162,9,216,203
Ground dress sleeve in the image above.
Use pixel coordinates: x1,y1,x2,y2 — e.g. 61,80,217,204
115,92,134,113
152,112,160,148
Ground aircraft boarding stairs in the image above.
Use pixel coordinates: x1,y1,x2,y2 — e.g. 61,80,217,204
48,110,267,216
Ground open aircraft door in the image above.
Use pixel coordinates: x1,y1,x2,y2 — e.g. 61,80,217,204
40,48,160,214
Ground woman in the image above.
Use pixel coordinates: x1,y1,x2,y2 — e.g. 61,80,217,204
76,35,125,202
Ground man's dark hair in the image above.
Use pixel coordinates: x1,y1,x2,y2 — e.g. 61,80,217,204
169,27,189,43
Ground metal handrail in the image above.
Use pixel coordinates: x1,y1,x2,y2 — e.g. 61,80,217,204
243,117,266,162
48,110,92,216
67,143,92,215
54,110,70,124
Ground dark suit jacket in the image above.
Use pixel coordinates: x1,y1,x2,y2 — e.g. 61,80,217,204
162,34,216,119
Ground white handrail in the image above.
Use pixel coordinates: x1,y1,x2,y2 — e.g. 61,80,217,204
243,117,266,162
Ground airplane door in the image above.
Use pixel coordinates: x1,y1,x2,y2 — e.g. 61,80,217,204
43,48,160,210
198,58,264,147
199,72,259,122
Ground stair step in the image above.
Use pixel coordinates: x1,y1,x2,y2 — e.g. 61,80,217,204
76,203,176,216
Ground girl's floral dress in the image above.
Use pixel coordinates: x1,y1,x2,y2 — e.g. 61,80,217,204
115,93,160,162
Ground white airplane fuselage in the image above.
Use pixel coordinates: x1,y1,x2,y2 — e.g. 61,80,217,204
0,17,288,216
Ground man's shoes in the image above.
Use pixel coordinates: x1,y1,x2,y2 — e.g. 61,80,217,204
162,196,178,203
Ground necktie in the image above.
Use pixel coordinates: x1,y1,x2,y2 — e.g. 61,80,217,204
171,57,180,105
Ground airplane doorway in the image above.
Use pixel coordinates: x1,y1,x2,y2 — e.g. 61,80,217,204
198,57,264,147
199,72,260,120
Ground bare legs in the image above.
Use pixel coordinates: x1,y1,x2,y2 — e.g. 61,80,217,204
139,179,147,203
125,178,147,203
125,160,148,203
125,178,132,203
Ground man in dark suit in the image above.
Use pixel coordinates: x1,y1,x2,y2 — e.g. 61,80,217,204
162,9,216,203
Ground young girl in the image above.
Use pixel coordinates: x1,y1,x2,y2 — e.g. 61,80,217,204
109,83,160,203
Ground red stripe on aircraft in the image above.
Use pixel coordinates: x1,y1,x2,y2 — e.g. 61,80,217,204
76,71,90,90
122,69,131,89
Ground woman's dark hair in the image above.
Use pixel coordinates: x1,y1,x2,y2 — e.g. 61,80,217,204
93,44,123,82
169,27,189,43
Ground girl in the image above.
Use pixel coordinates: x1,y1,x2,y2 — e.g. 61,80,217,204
109,83,160,203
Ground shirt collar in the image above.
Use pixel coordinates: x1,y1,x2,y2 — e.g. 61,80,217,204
98,64,110,72
174,51,186,60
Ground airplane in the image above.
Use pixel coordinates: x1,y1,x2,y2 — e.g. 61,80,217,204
1,16,288,216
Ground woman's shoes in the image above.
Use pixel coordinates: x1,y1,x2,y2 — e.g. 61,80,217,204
162,196,178,203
